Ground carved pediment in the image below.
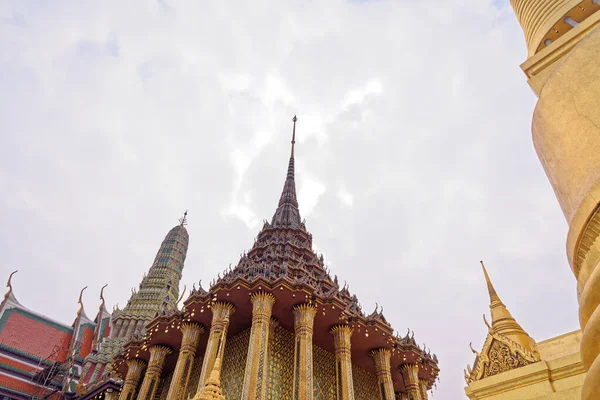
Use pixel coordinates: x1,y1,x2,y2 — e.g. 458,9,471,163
466,331,539,383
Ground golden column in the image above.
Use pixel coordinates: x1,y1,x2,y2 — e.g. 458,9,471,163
418,379,428,400
118,359,147,400
167,323,205,400
241,292,276,400
292,303,317,400
330,325,355,400
399,364,421,400
105,390,119,400
197,302,235,391
369,348,395,400
136,345,172,400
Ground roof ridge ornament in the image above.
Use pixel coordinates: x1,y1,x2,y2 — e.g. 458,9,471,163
4,270,17,300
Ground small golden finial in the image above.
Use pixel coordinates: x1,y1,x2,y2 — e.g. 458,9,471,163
291,115,298,157
483,314,492,331
77,286,88,316
469,342,480,356
179,210,188,226
4,270,18,299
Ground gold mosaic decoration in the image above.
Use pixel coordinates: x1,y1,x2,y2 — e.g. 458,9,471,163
352,362,379,400
186,353,205,400
266,324,295,399
157,370,173,400
313,344,336,399
221,328,251,399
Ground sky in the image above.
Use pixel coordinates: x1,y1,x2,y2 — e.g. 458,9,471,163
0,0,580,398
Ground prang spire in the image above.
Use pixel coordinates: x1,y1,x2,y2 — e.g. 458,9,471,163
271,116,302,227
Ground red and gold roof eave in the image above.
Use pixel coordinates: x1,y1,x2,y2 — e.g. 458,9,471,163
118,268,439,390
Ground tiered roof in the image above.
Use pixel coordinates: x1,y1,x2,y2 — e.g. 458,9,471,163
114,116,440,394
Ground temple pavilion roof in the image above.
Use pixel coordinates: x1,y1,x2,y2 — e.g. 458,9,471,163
113,116,440,393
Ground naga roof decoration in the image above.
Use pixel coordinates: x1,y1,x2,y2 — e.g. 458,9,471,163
465,262,540,384
112,116,440,394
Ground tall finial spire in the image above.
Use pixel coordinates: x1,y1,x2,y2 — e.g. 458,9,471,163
291,115,298,157
271,116,302,227
478,261,537,352
179,210,188,226
480,261,503,307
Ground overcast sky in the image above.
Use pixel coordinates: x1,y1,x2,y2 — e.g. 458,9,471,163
0,0,580,398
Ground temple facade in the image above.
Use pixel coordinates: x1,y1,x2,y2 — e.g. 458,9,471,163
0,117,440,399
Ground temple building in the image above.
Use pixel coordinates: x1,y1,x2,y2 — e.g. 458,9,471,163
464,263,585,399
463,0,600,399
0,117,440,399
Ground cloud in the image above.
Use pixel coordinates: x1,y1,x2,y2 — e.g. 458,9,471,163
0,0,579,398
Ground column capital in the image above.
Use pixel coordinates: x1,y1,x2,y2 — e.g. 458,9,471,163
125,358,147,375
293,303,317,329
399,364,421,399
210,301,235,317
148,345,172,365
398,363,419,381
370,348,395,400
370,348,392,370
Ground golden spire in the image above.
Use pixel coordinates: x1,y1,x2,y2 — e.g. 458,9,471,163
479,261,537,353
480,261,503,308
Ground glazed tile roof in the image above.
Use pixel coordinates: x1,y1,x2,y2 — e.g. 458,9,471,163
0,308,72,363
0,374,62,399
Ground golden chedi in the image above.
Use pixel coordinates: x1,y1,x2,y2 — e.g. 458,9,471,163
507,0,600,399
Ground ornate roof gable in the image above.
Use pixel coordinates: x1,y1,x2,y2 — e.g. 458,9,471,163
465,327,539,383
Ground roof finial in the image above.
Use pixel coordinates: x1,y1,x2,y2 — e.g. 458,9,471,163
179,210,188,226
291,115,298,158
99,284,107,305
5,270,17,298
77,286,88,316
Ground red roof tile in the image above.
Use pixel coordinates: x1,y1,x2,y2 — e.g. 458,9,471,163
78,326,94,359
0,355,37,375
0,373,61,399
0,308,72,362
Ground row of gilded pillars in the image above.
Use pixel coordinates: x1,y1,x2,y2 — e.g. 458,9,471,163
118,293,429,400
